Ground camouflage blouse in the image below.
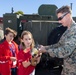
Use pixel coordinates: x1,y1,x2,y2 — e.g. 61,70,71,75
46,21,76,75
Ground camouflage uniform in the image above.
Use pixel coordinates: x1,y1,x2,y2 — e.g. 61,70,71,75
46,21,76,75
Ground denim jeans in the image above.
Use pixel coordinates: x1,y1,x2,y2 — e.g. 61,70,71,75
11,67,17,75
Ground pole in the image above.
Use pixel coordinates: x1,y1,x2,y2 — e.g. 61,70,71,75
70,3,73,10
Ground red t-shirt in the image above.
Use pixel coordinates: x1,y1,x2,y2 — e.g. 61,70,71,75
17,48,35,75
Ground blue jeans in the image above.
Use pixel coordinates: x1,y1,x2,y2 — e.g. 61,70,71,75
11,67,17,75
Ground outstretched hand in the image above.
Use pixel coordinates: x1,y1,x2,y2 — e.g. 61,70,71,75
39,45,46,53
10,57,17,61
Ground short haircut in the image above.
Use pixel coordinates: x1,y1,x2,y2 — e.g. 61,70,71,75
56,5,72,14
5,27,17,37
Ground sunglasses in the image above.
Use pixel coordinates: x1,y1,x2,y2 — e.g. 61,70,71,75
57,12,69,21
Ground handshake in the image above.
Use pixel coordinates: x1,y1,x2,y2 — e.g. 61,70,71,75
30,48,42,66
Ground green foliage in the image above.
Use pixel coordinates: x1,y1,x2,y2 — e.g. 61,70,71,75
15,11,24,15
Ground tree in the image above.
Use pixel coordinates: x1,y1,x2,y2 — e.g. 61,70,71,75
15,11,24,15
15,11,24,18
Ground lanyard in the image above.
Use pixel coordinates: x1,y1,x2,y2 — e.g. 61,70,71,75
9,43,16,57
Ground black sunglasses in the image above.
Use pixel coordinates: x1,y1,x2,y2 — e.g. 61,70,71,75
57,12,69,21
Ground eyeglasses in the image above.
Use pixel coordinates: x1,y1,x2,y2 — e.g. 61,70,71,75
57,12,69,21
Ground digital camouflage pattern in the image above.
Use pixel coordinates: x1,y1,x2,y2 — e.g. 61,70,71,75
45,21,76,75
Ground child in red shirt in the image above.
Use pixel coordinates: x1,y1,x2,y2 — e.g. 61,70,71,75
17,31,41,75
0,27,19,75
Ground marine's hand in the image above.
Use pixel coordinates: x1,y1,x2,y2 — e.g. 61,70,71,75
39,45,46,53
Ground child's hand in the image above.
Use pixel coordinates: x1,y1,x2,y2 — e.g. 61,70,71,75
10,57,17,61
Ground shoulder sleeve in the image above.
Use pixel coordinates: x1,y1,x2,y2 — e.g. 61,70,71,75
0,44,10,61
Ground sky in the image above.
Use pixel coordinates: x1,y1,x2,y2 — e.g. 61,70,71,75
0,0,76,17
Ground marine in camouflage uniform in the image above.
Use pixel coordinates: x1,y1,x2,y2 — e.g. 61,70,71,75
45,21,76,75
40,6,76,75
